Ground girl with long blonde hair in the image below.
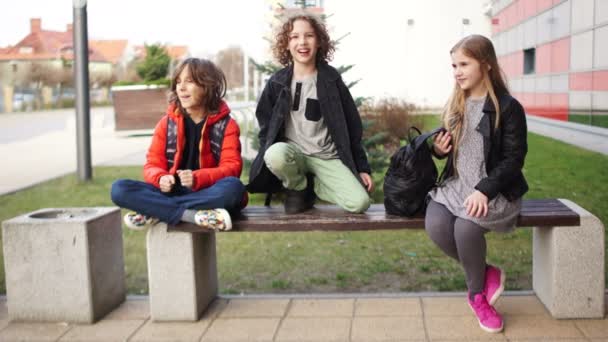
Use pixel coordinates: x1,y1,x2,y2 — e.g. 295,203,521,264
425,34,528,334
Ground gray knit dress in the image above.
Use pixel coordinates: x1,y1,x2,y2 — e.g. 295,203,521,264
430,96,521,232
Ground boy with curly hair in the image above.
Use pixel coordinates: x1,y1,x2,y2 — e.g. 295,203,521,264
248,12,372,214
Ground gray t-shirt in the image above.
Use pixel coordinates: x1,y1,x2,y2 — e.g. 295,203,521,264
284,72,338,159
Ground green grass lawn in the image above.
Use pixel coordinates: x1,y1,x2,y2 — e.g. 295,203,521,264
1,119,607,295
568,113,608,129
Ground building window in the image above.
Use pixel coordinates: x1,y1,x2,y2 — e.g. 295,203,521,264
524,48,535,75
287,0,323,7
60,47,74,54
19,46,33,54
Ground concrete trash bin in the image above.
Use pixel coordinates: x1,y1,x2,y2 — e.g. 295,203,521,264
2,207,126,323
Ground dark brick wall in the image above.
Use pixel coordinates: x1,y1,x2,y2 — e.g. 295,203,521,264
112,88,168,130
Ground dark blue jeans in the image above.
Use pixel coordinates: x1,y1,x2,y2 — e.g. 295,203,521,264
111,176,245,225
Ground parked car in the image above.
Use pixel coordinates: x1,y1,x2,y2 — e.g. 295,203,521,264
12,93,35,112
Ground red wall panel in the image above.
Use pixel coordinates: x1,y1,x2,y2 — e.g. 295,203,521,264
537,0,554,14
536,43,552,74
536,93,551,107
523,0,538,20
514,1,525,25
519,92,536,108
593,71,608,91
570,72,593,91
551,38,570,73
512,51,524,77
518,92,569,121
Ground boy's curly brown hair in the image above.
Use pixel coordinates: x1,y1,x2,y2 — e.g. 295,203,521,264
272,11,335,67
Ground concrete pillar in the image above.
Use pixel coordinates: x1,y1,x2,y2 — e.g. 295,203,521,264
146,223,218,321
2,207,126,323
42,86,53,107
533,199,605,318
3,85,13,113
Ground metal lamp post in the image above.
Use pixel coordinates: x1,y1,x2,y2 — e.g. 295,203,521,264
73,0,92,181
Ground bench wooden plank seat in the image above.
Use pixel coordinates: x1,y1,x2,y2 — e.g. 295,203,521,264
169,199,580,233
148,198,604,321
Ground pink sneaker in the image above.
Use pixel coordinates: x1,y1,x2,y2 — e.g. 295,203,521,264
484,265,505,306
468,293,504,333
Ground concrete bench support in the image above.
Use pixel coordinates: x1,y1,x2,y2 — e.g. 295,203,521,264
145,199,600,321
533,199,605,318
2,207,126,323
146,223,218,321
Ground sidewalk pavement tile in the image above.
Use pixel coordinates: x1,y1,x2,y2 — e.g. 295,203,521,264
218,299,289,318
431,340,509,342
104,299,150,320
128,320,210,342
351,316,426,341
575,319,608,338
493,295,550,316
422,296,471,316
0,302,6,320
0,322,72,341
507,340,589,342
288,299,354,317
354,298,422,316
201,318,280,342
425,316,507,340
0,302,7,331
58,320,145,341
202,298,229,320
503,315,585,339
274,317,350,342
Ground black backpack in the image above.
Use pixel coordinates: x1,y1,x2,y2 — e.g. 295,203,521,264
383,127,445,217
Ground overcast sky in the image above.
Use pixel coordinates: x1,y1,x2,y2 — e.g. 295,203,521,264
0,0,270,60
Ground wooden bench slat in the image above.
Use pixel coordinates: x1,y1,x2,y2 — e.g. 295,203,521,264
169,199,580,233
521,207,576,213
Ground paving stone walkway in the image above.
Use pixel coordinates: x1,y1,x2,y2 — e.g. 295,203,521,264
0,293,606,341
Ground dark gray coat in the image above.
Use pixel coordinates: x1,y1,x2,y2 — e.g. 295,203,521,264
247,62,370,193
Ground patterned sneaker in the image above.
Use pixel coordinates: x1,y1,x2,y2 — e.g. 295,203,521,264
484,264,505,306
468,293,504,333
123,212,159,231
194,208,232,231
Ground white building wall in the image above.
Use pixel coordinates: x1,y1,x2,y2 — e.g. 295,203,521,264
593,91,608,110
551,74,569,93
523,17,537,49
570,30,594,71
536,75,551,93
523,76,535,92
570,92,592,110
595,0,608,25
571,0,595,33
594,25,608,68
536,10,553,45
552,1,571,41
325,0,491,107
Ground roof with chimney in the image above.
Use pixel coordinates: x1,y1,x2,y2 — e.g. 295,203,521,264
0,18,190,65
0,18,124,64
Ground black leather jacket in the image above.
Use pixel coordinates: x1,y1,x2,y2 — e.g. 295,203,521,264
440,92,529,201
247,62,371,193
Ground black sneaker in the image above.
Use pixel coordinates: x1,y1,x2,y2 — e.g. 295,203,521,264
284,175,315,214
